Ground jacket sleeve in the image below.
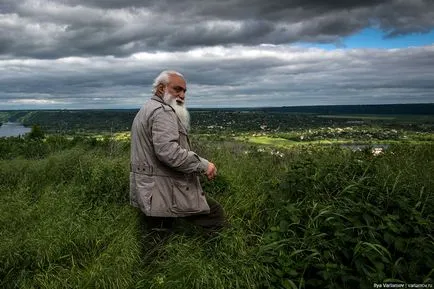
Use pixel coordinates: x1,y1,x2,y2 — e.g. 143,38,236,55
151,108,209,174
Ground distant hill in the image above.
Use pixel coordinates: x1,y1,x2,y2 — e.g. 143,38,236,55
2,103,434,116
1,103,433,133
190,103,434,115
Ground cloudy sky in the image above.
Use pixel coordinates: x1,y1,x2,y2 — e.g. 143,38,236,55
0,0,433,109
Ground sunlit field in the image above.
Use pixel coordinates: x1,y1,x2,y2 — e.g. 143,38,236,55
0,109,433,288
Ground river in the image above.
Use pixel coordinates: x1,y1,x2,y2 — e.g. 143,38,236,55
0,122,32,137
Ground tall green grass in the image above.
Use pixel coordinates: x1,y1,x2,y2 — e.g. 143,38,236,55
0,138,138,288
259,144,433,288
0,136,432,288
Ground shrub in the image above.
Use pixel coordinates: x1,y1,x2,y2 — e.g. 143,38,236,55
260,145,434,288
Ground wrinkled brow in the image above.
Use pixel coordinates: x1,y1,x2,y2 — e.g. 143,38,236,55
173,86,187,93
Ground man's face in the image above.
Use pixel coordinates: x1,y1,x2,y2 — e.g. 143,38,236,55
160,74,190,130
163,75,187,106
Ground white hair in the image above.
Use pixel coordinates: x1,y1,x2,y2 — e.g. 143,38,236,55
152,70,184,94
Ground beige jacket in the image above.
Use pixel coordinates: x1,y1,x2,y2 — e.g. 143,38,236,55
129,95,210,217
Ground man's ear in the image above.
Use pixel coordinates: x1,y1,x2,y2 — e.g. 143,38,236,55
155,84,164,97
156,84,165,97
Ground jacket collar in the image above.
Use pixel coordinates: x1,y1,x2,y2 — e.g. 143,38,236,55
151,95,174,112
151,95,164,103
151,95,189,133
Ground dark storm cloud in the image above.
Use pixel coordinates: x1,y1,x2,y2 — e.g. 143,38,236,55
1,0,433,108
0,0,433,58
69,0,391,20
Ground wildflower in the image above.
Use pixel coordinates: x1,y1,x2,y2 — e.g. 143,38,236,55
270,150,284,158
372,147,384,156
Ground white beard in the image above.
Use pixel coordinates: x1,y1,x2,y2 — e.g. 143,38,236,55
163,92,190,131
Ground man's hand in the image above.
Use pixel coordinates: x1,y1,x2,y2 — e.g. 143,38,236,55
206,162,217,180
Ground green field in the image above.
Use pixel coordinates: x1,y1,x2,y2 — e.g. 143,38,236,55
0,109,433,288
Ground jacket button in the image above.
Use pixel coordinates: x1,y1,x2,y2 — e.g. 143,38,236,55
186,187,189,191
201,192,205,196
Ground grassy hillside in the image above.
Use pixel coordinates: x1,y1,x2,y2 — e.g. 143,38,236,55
0,135,433,288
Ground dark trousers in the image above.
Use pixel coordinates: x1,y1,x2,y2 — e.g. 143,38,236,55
142,197,226,232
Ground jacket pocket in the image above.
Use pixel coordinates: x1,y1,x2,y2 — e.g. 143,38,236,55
171,180,199,214
135,174,155,214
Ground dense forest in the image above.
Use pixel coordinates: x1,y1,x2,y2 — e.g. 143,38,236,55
1,103,434,134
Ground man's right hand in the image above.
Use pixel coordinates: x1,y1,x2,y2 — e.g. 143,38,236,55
206,162,217,180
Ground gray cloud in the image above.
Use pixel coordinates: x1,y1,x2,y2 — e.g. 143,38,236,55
0,0,433,109
1,45,433,109
0,0,433,58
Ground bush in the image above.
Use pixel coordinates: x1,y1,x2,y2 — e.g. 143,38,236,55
260,145,434,288
27,125,44,140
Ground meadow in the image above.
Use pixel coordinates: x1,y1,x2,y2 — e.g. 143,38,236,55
0,108,433,288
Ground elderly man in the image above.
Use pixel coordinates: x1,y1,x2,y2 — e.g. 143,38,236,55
130,70,225,233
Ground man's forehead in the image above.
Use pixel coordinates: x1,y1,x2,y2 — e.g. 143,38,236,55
169,74,186,87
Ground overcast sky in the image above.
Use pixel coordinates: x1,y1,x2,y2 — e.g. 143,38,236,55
1,0,433,109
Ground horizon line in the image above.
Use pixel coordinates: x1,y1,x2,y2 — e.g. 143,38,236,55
1,102,433,111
